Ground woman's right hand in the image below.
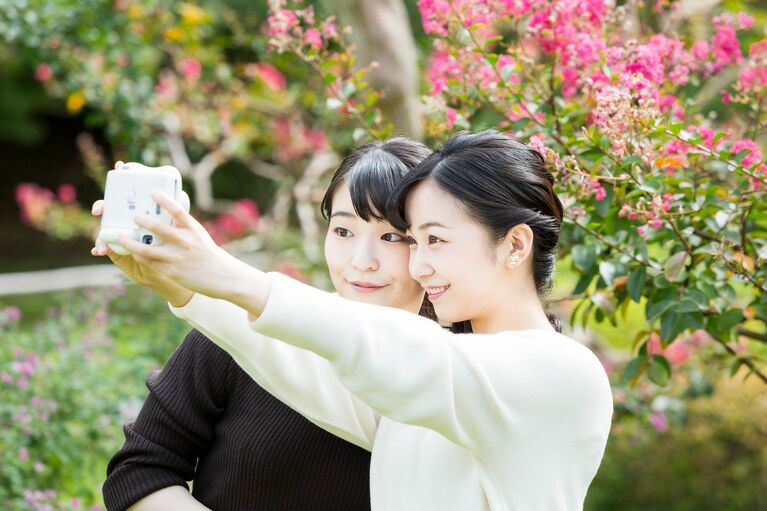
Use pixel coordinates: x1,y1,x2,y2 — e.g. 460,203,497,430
91,162,194,308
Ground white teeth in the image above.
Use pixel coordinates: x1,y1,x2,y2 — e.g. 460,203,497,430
427,285,449,295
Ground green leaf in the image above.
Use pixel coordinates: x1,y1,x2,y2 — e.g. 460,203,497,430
647,355,671,386
646,299,675,322
624,356,645,382
707,309,744,341
664,251,689,282
621,155,642,167
572,244,597,272
627,267,646,302
660,313,685,343
674,299,701,313
511,118,533,131
573,273,594,295
733,148,752,164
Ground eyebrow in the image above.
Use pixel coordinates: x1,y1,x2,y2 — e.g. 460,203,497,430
415,221,449,230
330,210,358,219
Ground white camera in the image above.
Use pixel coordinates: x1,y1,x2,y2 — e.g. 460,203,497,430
99,162,191,255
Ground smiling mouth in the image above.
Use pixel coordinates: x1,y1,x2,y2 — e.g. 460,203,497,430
425,285,450,300
350,282,387,293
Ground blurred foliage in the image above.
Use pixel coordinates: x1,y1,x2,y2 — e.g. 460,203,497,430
0,286,187,510
587,371,767,511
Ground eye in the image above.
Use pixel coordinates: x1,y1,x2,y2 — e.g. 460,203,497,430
428,235,443,244
406,236,417,246
382,232,406,242
334,227,353,238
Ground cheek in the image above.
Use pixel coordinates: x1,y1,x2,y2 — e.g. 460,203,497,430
380,244,414,283
323,237,349,278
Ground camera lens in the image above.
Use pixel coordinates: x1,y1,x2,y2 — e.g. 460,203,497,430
141,234,154,245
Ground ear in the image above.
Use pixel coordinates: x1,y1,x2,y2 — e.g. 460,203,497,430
499,224,535,268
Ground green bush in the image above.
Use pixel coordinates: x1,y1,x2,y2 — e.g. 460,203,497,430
0,285,187,510
587,373,767,511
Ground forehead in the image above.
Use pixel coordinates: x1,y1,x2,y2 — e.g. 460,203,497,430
330,181,354,211
404,180,469,229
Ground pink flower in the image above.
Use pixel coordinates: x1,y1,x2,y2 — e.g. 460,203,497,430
445,108,457,129
34,63,53,82
248,63,286,91
736,12,755,30
1,373,12,384
732,139,763,167
19,447,29,461
695,126,721,150
711,17,743,66
691,40,709,61
418,0,451,36
304,28,322,49
590,180,607,201
649,410,668,432
215,213,244,237
57,184,77,203
34,462,44,473
322,19,338,39
180,58,202,81
4,306,21,322
527,134,545,154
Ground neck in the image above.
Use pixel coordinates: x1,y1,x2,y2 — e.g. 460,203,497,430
469,286,554,335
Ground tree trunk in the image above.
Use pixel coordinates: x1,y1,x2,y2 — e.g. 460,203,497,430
325,0,423,140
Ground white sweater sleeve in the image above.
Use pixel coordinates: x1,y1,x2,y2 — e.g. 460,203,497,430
168,293,378,451
251,272,614,456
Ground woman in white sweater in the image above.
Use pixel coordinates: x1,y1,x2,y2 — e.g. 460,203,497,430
107,130,613,510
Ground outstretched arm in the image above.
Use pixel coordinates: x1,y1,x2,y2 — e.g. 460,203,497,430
120,192,613,457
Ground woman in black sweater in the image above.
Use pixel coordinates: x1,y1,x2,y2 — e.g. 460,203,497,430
99,138,433,511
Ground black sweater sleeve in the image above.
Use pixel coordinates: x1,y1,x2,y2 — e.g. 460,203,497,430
102,329,234,511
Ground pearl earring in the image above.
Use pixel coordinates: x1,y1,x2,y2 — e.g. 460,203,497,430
508,251,521,266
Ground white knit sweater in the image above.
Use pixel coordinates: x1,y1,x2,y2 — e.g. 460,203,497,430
169,272,613,510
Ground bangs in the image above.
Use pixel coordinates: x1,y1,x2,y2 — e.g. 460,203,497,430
342,148,408,222
384,152,442,232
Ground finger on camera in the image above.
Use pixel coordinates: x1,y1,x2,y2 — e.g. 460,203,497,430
117,235,166,260
132,213,182,243
150,191,190,227
91,200,104,215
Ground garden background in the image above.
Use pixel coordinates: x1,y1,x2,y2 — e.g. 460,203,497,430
1,0,766,509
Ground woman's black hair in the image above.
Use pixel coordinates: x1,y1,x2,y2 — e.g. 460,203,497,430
321,137,436,321
385,130,564,333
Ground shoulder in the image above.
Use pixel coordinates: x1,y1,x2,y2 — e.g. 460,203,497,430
470,330,612,411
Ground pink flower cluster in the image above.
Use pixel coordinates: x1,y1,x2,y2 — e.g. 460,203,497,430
244,62,287,91
619,193,675,236
267,1,338,54
15,183,78,227
732,138,763,168
205,199,260,245
271,117,328,163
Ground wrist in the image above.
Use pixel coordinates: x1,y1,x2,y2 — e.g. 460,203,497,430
219,256,270,317
153,281,194,308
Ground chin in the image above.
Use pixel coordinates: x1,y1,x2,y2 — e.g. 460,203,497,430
431,303,465,324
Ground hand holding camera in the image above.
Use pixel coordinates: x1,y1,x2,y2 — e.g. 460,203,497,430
91,161,193,307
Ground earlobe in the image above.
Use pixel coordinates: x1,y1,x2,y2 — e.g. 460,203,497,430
504,224,534,268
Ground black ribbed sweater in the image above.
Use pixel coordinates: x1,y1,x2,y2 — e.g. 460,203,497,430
102,329,371,511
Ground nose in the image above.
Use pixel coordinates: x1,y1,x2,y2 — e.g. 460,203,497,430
409,244,434,282
351,236,379,272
